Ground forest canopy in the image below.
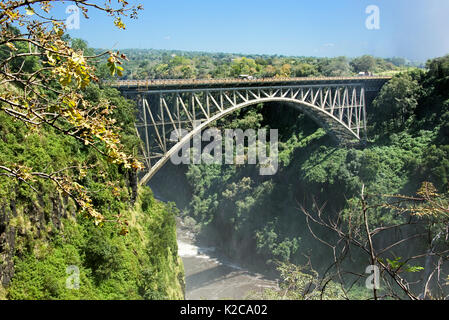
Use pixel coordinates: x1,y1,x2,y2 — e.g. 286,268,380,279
107,48,422,80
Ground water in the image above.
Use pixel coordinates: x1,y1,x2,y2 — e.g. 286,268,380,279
177,219,279,300
150,188,279,300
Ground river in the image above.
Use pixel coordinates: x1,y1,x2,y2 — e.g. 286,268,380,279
176,218,279,300
151,189,279,300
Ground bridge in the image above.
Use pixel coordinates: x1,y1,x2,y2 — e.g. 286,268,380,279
113,76,391,185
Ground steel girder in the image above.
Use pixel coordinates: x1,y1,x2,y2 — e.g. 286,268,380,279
134,84,367,185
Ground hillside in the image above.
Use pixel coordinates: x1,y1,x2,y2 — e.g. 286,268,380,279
0,83,184,300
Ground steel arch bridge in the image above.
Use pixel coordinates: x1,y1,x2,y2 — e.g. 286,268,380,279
114,76,391,185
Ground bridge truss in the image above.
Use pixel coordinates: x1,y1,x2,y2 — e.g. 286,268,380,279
132,83,367,185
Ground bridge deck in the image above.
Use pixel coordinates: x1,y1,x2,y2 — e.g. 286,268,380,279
119,76,392,184
111,76,392,91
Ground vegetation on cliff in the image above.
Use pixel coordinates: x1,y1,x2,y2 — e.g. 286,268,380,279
0,81,184,300
0,1,184,300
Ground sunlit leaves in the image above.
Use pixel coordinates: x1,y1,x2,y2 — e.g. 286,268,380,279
382,257,424,273
5,42,17,51
25,7,35,16
107,53,125,77
387,182,448,218
114,17,126,30
0,0,143,225
247,262,345,300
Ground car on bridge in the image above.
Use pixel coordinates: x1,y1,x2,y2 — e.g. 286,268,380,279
239,74,255,80
358,71,375,76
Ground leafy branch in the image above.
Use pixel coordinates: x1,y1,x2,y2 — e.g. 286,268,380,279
0,0,144,224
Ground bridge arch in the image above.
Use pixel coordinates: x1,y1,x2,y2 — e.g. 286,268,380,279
138,91,365,186
112,78,393,185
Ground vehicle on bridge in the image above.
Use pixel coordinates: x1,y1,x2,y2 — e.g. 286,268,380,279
358,71,375,76
239,74,254,80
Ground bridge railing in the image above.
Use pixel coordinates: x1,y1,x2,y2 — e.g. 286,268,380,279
108,76,392,89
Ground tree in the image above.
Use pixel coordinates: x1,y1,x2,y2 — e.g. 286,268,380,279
169,56,196,79
350,55,376,73
246,261,345,300
300,183,449,300
386,57,407,67
277,64,292,78
230,57,259,77
0,1,143,224
292,63,318,77
319,57,351,77
372,73,422,132
426,54,449,93
261,65,276,78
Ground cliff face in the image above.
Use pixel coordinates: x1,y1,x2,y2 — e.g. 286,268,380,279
0,186,184,300
0,193,74,289
0,102,184,300
0,204,15,288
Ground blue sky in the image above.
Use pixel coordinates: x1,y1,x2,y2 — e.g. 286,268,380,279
61,0,449,61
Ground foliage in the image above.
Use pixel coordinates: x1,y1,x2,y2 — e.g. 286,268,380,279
351,55,376,73
6,187,184,300
384,257,424,273
115,49,408,80
0,0,143,224
318,56,351,76
230,57,260,77
372,72,422,133
0,72,184,298
0,28,185,299
246,262,345,300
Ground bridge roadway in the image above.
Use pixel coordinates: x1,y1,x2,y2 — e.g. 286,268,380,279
112,76,391,93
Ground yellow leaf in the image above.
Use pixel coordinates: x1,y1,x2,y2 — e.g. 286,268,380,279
114,18,126,30
5,42,17,51
25,7,35,15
